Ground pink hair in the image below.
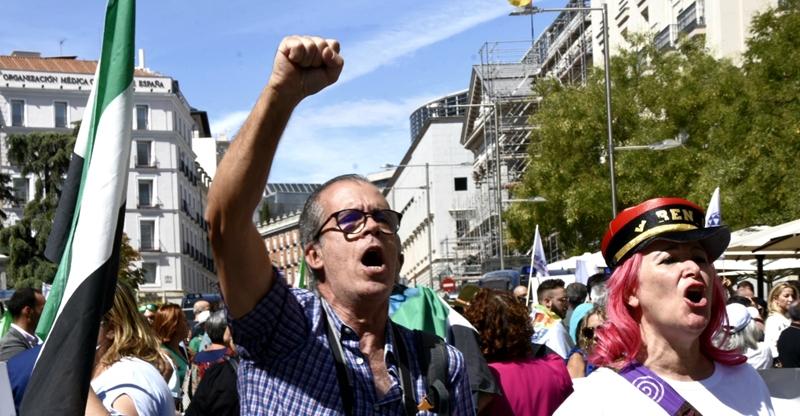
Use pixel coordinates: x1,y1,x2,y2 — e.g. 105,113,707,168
590,252,746,368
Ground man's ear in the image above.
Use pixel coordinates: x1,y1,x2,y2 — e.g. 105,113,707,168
305,242,324,273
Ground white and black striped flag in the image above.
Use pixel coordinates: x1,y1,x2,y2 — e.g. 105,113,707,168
21,0,135,414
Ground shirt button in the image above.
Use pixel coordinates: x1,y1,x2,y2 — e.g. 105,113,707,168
373,405,380,411
356,357,364,365
343,328,351,334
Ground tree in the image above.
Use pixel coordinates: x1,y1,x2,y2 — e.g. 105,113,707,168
118,233,146,290
259,200,271,224
0,172,17,224
0,130,75,288
505,35,752,257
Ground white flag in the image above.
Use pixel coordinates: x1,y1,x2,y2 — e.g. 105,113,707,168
705,187,721,227
531,225,550,278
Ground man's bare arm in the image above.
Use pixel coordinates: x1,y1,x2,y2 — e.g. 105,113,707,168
207,36,343,319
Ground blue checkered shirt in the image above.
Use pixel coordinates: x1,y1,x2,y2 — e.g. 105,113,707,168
228,273,475,415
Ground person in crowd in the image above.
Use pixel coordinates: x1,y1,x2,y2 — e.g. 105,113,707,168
568,273,609,343
464,288,572,416
531,278,574,359
727,295,766,334
205,35,473,414
556,198,773,415
183,358,240,416
0,288,45,361
513,285,528,305
563,282,588,332
153,303,190,411
715,303,772,370
188,310,210,357
737,281,755,298
85,281,174,416
187,311,236,398
777,299,800,368
138,304,158,326
566,306,606,378
764,281,798,359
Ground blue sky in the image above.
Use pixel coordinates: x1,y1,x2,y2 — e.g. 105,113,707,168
1,0,562,183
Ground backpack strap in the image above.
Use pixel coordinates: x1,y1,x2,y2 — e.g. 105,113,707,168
415,330,450,416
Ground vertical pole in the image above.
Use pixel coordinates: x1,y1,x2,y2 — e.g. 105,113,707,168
603,3,617,218
494,104,505,270
426,163,434,288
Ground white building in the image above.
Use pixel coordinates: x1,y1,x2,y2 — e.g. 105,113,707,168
0,51,216,302
384,92,476,288
591,0,781,64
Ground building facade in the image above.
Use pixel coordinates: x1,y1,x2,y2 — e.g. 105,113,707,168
384,95,476,288
591,0,781,65
0,51,216,303
258,212,303,287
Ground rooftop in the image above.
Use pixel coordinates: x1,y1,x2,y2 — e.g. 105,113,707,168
0,54,158,77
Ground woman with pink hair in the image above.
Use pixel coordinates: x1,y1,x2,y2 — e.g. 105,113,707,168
556,198,774,415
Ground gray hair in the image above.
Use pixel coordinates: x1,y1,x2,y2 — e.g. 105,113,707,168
299,174,375,294
591,282,608,307
714,319,761,353
205,310,228,344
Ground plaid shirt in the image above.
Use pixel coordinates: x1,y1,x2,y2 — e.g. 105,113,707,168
228,273,475,415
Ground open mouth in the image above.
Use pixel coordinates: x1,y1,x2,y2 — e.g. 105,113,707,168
684,286,705,304
361,249,385,270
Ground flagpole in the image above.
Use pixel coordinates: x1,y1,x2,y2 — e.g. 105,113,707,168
526,225,538,308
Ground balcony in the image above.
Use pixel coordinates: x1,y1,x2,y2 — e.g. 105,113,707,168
134,156,159,168
654,24,678,51
677,2,705,37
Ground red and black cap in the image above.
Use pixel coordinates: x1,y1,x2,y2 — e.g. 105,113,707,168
601,197,730,269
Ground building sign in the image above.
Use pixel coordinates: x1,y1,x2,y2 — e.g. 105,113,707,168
1,69,171,93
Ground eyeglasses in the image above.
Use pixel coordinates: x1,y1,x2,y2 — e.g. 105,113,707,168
138,304,157,313
517,296,527,303
581,326,599,340
314,209,402,240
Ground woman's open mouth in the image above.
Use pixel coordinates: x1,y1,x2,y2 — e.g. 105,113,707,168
684,285,707,307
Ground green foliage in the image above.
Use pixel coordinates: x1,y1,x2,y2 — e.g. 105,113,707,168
506,7,800,258
0,131,75,288
118,233,146,290
0,172,16,223
259,201,271,223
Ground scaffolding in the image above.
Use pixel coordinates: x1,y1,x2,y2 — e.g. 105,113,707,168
440,0,594,278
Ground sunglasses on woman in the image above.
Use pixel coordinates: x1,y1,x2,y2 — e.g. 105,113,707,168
582,326,599,340
138,304,157,313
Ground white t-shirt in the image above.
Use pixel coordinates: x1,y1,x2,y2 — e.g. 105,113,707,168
746,342,773,370
91,357,174,416
531,308,574,359
764,314,790,357
555,361,774,416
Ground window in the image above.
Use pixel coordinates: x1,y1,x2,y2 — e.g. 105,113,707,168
454,177,468,191
11,100,24,126
140,220,155,250
54,102,68,128
138,180,153,207
12,178,28,203
456,219,469,238
136,105,148,130
142,262,157,284
136,141,151,167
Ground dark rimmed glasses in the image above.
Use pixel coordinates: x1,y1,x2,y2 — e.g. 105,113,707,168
581,326,599,340
314,209,403,240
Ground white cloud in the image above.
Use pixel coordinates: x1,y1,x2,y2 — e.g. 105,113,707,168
339,1,510,85
209,110,250,137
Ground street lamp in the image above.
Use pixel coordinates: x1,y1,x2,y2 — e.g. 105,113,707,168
380,162,471,287
511,3,616,217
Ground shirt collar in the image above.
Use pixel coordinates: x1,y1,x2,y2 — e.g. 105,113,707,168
320,298,398,366
10,323,41,346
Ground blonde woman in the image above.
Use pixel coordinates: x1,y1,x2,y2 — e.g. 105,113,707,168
88,281,174,416
764,282,798,359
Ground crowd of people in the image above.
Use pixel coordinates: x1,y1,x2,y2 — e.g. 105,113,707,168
1,34,800,415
